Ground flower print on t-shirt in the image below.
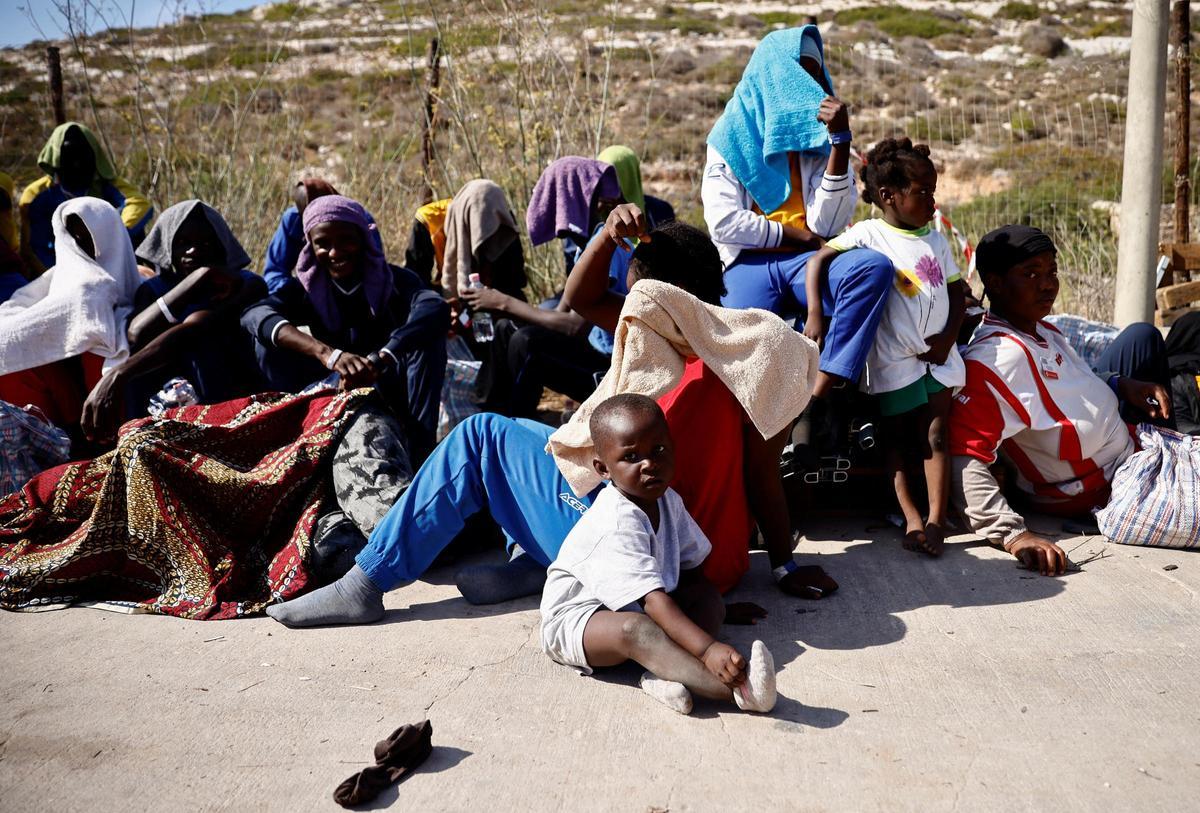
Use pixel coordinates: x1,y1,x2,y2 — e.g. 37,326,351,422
915,254,945,288
895,267,922,298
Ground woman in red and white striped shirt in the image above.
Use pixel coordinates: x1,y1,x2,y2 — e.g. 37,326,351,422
948,225,1172,575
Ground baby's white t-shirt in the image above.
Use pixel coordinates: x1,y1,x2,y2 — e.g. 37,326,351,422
827,219,966,394
540,484,712,619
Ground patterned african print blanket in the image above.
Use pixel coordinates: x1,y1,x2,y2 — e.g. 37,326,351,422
0,388,371,619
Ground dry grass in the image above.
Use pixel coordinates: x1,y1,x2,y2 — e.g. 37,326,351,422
0,0,1187,320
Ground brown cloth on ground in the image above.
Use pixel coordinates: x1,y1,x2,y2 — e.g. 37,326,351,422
334,720,434,807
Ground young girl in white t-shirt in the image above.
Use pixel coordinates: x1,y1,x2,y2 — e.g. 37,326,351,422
804,138,966,556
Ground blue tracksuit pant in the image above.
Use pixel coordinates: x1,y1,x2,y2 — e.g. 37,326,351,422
356,413,600,590
721,247,894,382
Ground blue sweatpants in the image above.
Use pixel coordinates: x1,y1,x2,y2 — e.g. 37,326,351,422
1094,321,1174,428
356,412,600,590
720,248,894,381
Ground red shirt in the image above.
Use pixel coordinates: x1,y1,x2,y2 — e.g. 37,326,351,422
659,359,753,593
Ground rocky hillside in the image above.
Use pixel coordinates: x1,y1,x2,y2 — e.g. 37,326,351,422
0,0,1167,316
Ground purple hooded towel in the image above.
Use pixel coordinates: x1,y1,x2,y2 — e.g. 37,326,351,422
525,157,622,247
296,195,393,333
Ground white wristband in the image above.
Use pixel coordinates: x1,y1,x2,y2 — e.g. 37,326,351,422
772,560,799,583
156,296,179,324
325,348,344,370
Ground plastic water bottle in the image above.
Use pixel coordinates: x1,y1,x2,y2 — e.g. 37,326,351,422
468,273,494,342
147,377,199,417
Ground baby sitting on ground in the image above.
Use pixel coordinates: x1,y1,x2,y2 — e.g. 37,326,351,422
539,393,777,714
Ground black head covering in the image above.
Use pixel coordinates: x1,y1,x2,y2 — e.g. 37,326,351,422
975,225,1057,277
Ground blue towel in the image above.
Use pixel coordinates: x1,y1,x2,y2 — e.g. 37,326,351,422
707,26,835,215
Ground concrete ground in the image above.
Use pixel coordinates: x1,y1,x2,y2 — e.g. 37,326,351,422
2,520,1198,812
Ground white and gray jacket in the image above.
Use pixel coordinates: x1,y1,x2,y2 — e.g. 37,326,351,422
700,144,858,269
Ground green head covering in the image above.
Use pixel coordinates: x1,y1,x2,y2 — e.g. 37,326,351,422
598,145,646,213
37,121,116,182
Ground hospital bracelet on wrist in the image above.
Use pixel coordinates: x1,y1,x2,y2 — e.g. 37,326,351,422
156,297,180,325
772,559,800,583
325,348,344,370
828,129,853,145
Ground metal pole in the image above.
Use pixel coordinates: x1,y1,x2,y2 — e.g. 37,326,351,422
47,46,66,126
1114,0,1169,326
419,37,441,205
1173,0,1190,246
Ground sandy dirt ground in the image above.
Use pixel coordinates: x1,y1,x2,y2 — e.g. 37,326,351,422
2,521,1198,812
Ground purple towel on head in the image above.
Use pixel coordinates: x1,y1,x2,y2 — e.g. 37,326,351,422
296,195,393,333
526,157,621,246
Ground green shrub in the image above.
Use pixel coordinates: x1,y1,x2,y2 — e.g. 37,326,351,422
909,113,974,146
1085,18,1128,38
261,3,312,23
996,2,1040,22
1009,111,1047,141
834,6,969,39
179,43,293,70
756,12,807,27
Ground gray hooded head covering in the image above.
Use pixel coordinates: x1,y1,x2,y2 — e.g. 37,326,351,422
135,199,251,275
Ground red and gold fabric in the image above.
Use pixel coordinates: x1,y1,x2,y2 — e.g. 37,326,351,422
0,388,370,619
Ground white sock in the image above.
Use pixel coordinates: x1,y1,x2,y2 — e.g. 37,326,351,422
639,671,693,715
733,640,777,713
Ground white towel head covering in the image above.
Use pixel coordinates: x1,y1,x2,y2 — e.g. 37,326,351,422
0,196,141,375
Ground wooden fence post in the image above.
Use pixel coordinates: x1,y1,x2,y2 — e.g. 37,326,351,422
47,46,66,126
419,38,441,205
1173,0,1191,246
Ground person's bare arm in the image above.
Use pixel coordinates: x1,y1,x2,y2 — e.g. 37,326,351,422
803,247,839,347
273,324,377,389
461,285,588,337
817,96,851,177
562,204,649,334
951,455,1067,576
81,313,213,442
919,279,967,365
780,224,825,251
642,589,745,685
743,425,835,598
274,323,335,367
81,272,266,441
128,266,242,350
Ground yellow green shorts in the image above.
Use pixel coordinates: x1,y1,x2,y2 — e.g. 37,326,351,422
877,372,947,417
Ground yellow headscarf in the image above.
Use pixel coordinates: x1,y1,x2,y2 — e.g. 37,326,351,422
0,172,17,251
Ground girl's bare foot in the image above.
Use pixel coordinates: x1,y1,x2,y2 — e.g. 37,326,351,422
922,521,946,557
902,520,944,557
902,521,927,553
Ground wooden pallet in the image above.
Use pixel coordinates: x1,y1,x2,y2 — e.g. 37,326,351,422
1156,242,1200,326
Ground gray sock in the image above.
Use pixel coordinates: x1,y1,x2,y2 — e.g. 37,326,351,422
455,548,547,605
265,564,385,627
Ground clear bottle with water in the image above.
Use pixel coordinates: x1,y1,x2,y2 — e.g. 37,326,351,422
147,377,199,417
468,273,494,342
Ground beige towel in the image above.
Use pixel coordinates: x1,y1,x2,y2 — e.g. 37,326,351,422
548,278,819,496
442,179,519,298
